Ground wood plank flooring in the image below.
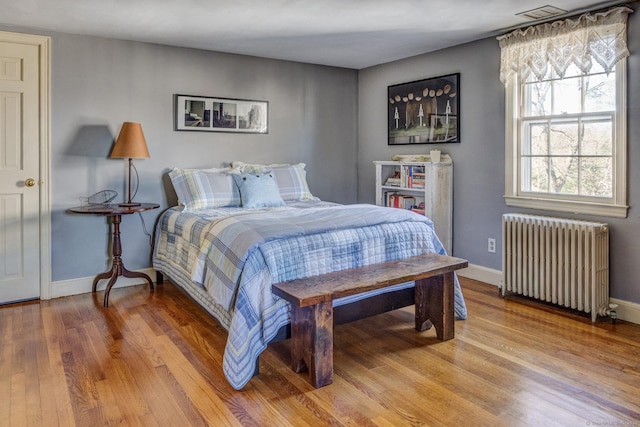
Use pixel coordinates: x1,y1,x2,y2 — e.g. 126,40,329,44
1,278,639,426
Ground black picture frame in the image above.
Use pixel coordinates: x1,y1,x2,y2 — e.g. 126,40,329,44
388,73,459,145
174,94,268,134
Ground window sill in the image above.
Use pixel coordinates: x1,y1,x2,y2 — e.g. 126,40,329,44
504,195,628,218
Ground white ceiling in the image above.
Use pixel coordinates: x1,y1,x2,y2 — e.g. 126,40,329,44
0,0,629,69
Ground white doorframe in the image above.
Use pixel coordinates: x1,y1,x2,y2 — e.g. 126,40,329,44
0,31,51,300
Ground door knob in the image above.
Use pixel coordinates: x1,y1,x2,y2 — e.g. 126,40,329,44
25,178,36,187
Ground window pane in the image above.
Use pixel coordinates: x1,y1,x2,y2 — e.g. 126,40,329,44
550,157,579,195
562,63,583,78
584,73,615,112
580,157,612,197
549,123,578,155
525,81,551,116
582,120,612,155
553,77,582,114
527,123,548,155
525,67,552,82
528,157,549,192
590,61,606,74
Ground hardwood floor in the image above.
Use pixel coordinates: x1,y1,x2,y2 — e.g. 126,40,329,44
1,278,639,426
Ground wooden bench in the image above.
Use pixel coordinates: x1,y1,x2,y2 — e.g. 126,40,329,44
272,253,468,388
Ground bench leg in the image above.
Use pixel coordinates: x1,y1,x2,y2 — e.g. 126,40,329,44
415,272,455,341
290,302,334,388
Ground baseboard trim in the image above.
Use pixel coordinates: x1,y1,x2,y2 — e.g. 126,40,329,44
458,263,639,325
457,263,502,287
51,268,156,299
609,297,640,325
50,264,640,325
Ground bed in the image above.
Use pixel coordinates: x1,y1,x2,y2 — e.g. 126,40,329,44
152,162,467,390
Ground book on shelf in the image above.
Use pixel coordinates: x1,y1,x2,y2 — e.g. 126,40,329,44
410,202,426,215
396,165,427,188
385,177,401,186
386,193,416,210
385,170,402,186
410,172,425,189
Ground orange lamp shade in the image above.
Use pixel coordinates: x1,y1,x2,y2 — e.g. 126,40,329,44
110,122,149,159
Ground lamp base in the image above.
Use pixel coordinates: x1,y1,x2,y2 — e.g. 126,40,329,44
118,202,141,207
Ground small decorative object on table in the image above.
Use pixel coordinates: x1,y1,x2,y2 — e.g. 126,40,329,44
79,190,117,206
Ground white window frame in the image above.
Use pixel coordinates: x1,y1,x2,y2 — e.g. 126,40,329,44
504,58,628,218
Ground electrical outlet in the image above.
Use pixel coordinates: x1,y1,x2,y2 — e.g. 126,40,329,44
488,238,496,253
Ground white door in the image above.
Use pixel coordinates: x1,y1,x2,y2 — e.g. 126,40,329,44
0,37,43,304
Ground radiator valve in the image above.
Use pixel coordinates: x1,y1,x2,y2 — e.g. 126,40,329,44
609,303,618,324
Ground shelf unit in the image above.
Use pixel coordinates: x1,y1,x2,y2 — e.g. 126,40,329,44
374,155,453,254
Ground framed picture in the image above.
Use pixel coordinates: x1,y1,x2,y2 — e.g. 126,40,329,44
388,73,459,145
174,94,268,133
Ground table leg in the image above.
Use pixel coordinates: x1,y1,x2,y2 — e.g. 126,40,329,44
93,214,154,308
92,266,117,292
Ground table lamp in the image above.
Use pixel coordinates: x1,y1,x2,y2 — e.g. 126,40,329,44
110,122,150,207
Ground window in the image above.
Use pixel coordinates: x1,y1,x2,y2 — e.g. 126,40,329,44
499,7,631,218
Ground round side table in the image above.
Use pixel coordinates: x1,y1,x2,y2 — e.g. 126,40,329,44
68,202,160,307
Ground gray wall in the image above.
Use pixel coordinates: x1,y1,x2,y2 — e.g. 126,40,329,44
6,6,640,305
358,5,640,304
44,33,358,281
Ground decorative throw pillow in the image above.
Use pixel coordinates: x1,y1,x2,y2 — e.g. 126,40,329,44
169,168,241,210
232,172,286,208
231,162,314,201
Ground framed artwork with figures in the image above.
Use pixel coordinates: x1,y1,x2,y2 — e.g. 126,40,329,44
388,73,459,145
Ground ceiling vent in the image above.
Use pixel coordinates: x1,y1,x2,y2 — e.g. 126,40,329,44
516,5,567,20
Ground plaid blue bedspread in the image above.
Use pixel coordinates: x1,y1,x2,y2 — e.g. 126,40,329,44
153,201,467,390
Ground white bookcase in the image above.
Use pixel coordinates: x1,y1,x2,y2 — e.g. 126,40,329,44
374,155,453,254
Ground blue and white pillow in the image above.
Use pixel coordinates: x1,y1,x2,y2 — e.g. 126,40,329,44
233,171,286,208
231,162,314,201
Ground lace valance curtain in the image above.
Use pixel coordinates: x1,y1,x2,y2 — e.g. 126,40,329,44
498,6,632,84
